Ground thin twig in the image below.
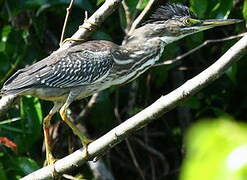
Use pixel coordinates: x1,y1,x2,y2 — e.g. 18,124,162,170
154,32,247,67
121,0,131,32
62,174,86,180
134,138,169,176
126,139,146,180
60,0,75,45
150,157,155,180
127,0,155,36
75,93,99,122
4,0,12,20
114,91,146,180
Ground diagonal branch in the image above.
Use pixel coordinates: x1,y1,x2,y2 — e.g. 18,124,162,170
21,35,247,180
0,0,123,117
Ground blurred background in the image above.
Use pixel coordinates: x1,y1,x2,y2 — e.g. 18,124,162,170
0,0,246,179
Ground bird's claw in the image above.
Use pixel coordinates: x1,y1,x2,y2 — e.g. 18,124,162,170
79,19,97,31
81,138,93,157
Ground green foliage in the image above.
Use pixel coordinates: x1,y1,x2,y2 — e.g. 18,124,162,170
190,0,208,18
0,0,246,179
243,0,247,22
19,96,42,152
180,119,247,180
190,0,233,18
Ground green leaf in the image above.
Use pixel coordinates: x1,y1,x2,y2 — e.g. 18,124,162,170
1,26,12,40
243,0,247,22
92,31,112,41
190,0,208,18
13,157,40,175
0,163,7,180
90,92,115,131
119,5,127,30
180,119,247,180
210,107,231,117
226,64,237,85
20,96,42,151
136,0,149,10
183,96,201,109
0,26,12,53
25,0,48,8
0,53,10,79
96,0,105,6
209,0,233,19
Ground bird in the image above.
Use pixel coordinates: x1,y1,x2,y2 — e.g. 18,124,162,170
0,3,241,165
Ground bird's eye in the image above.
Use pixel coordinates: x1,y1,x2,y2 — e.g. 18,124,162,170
184,18,192,25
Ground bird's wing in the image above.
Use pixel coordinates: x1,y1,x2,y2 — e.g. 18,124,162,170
38,48,114,88
1,41,116,94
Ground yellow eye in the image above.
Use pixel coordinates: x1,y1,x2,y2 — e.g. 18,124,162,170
184,18,191,25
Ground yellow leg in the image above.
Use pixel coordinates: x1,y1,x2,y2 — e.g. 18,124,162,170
59,107,91,148
43,102,63,165
43,114,56,165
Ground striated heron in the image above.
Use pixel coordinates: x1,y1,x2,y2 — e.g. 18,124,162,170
0,4,241,165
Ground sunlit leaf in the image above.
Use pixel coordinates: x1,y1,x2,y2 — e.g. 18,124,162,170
180,119,247,180
136,0,149,10
97,0,105,6
243,0,247,22
209,0,233,19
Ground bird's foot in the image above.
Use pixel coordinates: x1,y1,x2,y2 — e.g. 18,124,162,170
60,38,85,46
44,154,60,179
44,153,57,166
80,138,93,157
79,19,97,31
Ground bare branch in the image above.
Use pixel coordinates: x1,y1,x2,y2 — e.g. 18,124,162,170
75,93,99,122
21,34,247,180
114,91,145,180
121,0,132,32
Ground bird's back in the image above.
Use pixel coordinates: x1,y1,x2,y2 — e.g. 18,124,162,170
0,40,118,97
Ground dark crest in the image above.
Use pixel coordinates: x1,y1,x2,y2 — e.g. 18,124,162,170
145,4,197,24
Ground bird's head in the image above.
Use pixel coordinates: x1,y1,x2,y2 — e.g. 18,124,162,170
129,4,241,44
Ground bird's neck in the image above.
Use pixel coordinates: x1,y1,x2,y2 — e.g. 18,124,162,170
124,24,185,46
123,27,166,53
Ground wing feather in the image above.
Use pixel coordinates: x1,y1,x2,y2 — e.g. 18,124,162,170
1,40,117,95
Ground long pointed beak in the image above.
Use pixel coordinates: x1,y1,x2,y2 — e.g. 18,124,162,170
200,19,242,27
